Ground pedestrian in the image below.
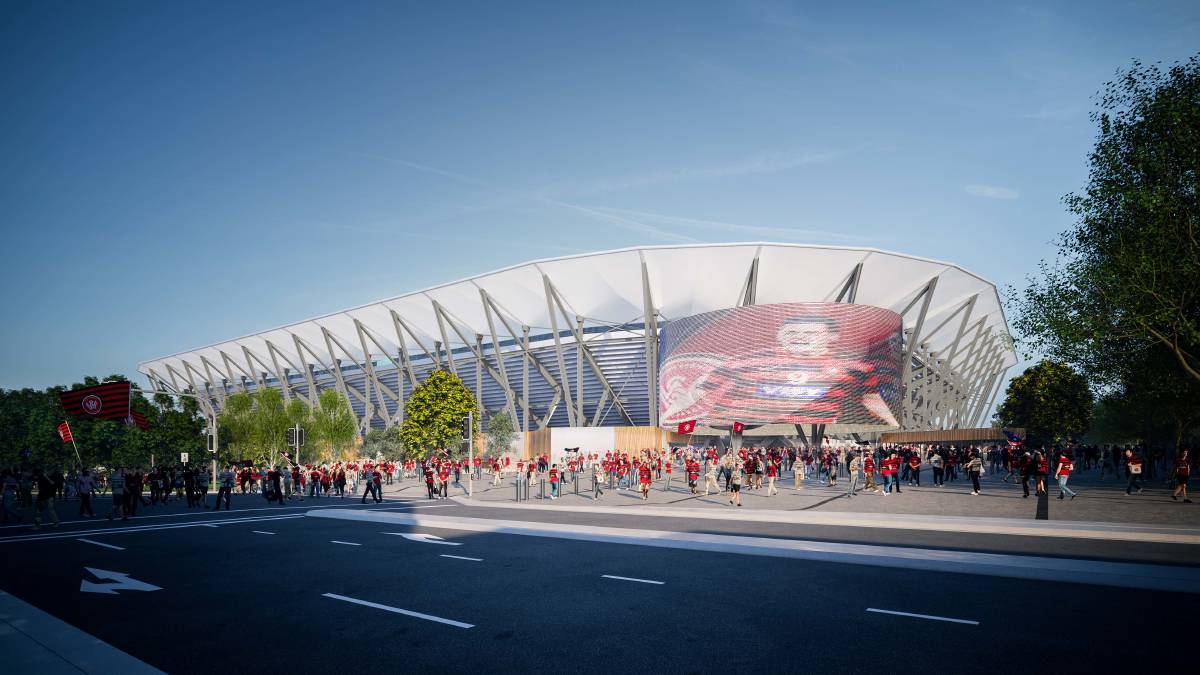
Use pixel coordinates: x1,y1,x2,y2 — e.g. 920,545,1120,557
703,461,720,495
846,452,861,498
1172,449,1192,503
76,469,96,517
1033,450,1049,496
593,462,604,500
964,452,983,496
862,452,879,493
213,465,235,510
549,463,560,499
1020,452,1033,498
907,452,921,486
930,451,944,487
728,465,743,507
31,469,60,530
766,458,779,496
881,451,900,495
1,469,21,524
1126,449,1145,495
1055,453,1077,500
638,461,652,500
106,468,127,520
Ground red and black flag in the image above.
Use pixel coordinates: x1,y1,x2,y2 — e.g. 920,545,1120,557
60,381,131,421
127,410,149,430
732,421,744,434
676,420,697,434
57,421,73,443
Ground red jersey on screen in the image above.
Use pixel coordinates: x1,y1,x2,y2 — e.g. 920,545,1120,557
658,303,901,426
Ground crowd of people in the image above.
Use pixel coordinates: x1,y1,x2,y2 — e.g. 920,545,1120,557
2,441,1193,529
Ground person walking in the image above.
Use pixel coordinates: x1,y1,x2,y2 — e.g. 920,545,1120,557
1055,453,1077,500
881,452,900,495
766,459,779,496
1172,449,1192,503
846,452,861,498
31,469,60,530
728,465,743,507
213,465,235,511
964,452,983,496
106,468,127,520
76,469,96,517
548,464,560,499
1126,449,1145,495
592,462,605,500
930,452,944,487
703,461,720,495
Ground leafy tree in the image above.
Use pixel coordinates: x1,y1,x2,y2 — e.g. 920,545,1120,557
309,389,357,461
1012,56,1200,387
363,425,404,460
994,360,1094,447
217,391,255,462
249,388,289,466
399,369,478,459
486,411,516,455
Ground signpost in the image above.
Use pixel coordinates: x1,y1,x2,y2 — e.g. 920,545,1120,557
180,452,189,464
287,425,306,465
462,412,473,498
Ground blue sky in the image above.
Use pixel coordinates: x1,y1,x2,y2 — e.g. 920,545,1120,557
2,1,1198,399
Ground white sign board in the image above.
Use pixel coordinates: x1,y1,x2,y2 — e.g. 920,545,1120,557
180,452,189,464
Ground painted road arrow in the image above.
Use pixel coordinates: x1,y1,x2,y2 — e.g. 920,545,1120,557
80,567,162,595
383,532,462,546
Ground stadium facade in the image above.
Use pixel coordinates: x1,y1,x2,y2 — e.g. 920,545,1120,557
138,243,1017,438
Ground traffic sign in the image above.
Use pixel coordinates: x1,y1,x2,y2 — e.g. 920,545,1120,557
181,452,189,464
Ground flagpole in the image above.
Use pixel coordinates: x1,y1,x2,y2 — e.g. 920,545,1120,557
63,422,82,468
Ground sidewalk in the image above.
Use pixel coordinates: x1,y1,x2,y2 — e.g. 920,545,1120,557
448,467,1200,529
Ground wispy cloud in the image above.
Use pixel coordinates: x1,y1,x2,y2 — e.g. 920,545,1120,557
540,148,852,199
580,206,880,244
359,153,697,244
964,184,1020,200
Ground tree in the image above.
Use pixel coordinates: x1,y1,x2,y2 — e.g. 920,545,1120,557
994,360,1094,447
486,412,516,456
399,369,478,459
217,391,254,463
363,425,404,460
308,389,357,461
1012,56,1200,387
248,388,289,466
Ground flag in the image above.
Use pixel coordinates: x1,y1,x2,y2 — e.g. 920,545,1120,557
732,421,744,434
1003,429,1025,447
60,381,131,421
676,420,696,434
127,410,149,430
57,422,73,443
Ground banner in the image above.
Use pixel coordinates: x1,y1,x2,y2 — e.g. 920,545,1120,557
57,421,73,443
60,381,131,421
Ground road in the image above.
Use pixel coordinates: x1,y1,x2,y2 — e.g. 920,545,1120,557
0,493,1196,674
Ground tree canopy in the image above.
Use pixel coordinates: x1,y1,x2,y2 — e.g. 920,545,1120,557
399,369,478,458
994,360,1093,447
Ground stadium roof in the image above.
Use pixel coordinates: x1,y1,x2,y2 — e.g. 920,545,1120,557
139,243,1016,429
140,240,1017,379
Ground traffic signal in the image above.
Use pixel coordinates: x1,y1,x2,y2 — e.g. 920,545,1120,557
287,427,296,447
207,434,215,452
461,414,472,441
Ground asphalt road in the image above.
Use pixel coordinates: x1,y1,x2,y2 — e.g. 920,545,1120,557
1,494,1196,674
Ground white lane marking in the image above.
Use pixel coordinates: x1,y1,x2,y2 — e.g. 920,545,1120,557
372,504,457,510
0,498,415,531
331,540,361,546
0,591,165,673
0,514,304,545
80,568,162,595
866,608,979,625
202,524,218,528
322,593,472,628
440,554,483,561
602,574,664,585
78,538,124,550
383,532,463,546
252,531,275,535
307,510,1200,594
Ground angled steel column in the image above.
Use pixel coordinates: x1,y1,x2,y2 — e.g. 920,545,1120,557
834,262,864,303
431,300,459,377
481,291,568,403
739,252,760,306
390,309,437,376
480,289,519,428
543,274,577,427
522,326,531,432
475,333,484,417
575,316,585,425
641,256,659,428
898,277,938,425
432,299,532,426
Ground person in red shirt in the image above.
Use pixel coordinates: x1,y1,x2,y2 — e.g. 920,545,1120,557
881,452,900,495
663,455,674,492
1054,452,1077,500
765,458,779,496
1034,450,1050,496
437,463,450,499
863,453,879,492
638,463,653,500
548,464,560,499
1172,449,1192,503
685,459,699,495
906,452,921,487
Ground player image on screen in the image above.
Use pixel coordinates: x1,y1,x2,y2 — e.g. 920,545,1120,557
658,303,902,427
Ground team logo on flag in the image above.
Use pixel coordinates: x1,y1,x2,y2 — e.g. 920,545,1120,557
82,395,102,415
676,420,697,434
732,421,744,434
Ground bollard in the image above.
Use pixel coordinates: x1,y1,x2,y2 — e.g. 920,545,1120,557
539,479,545,500
574,473,579,495
515,477,520,502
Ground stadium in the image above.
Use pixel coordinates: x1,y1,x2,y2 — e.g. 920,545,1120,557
137,243,1017,448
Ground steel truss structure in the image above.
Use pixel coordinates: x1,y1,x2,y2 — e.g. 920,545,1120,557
138,243,1017,433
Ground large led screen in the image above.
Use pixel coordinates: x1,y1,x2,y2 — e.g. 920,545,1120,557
658,303,903,428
